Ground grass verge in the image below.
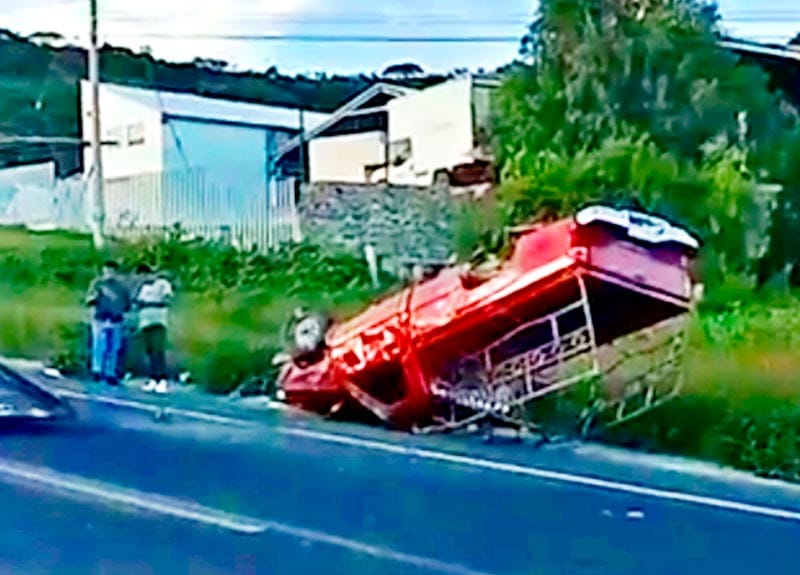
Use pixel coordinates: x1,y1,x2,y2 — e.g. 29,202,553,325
0,228,798,482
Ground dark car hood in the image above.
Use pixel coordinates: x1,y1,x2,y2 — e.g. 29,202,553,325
0,363,73,421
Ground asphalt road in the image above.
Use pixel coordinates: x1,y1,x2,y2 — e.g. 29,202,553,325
0,391,796,575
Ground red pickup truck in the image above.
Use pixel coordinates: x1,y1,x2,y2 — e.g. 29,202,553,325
276,205,701,434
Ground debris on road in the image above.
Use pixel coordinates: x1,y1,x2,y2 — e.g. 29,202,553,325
626,509,646,520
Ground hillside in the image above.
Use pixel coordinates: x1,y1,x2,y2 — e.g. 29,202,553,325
0,29,447,173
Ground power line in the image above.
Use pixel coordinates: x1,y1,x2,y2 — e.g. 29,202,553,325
106,32,525,43
103,11,533,25
101,14,800,26
102,31,799,44
99,7,800,17
100,8,536,20
13,2,800,23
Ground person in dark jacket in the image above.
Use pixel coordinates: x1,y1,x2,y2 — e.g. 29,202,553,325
85,260,131,386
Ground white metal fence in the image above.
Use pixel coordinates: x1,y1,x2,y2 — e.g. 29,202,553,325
104,168,300,251
0,162,89,232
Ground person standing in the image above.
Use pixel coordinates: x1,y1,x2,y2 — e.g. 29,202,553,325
134,263,174,394
116,267,143,382
86,260,132,386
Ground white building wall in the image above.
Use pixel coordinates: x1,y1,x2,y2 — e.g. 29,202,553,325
309,131,386,183
80,80,164,181
387,77,475,186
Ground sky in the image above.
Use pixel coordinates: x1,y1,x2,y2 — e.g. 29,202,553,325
2,0,799,76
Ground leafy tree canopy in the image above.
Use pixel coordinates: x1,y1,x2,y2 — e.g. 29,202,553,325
382,63,425,78
493,0,800,287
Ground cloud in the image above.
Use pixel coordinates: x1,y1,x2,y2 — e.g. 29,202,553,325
2,0,315,70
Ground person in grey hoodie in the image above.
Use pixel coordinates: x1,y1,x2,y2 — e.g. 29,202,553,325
133,263,174,394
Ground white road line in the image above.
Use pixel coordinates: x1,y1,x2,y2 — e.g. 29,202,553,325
0,458,494,575
0,458,267,534
254,522,495,575
54,388,254,427
281,427,800,524
51,385,800,524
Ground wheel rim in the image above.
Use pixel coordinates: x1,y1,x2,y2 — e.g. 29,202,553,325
294,317,323,351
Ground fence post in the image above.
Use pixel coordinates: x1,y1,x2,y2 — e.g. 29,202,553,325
291,179,303,243
364,244,380,289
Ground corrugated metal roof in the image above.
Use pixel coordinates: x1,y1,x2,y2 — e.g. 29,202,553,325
88,81,331,132
274,82,417,159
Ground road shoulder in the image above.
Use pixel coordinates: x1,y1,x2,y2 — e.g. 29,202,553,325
5,356,800,524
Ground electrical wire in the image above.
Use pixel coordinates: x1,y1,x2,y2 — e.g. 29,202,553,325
101,14,800,26
9,1,800,24
102,14,535,25
101,31,798,44
105,32,525,43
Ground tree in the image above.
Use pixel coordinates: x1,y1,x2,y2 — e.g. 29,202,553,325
27,32,65,47
192,58,229,72
382,62,425,78
494,0,800,286
790,32,800,47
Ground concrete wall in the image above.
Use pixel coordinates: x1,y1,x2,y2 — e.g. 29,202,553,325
309,131,386,184
80,81,164,180
299,183,460,271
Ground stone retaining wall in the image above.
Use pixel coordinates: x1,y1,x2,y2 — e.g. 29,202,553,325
298,183,462,270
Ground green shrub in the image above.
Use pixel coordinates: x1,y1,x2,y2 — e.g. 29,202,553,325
50,322,89,377
703,395,800,481
187,339,275,395
0,227,383,395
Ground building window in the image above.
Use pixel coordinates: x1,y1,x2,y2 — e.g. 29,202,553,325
127,123,145,146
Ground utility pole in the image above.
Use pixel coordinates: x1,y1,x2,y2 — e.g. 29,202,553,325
297,108,306,183
88,0,105,248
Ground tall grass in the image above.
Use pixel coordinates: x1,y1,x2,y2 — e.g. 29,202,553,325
586,299,800,481
0,228,799,481
0,228,383,395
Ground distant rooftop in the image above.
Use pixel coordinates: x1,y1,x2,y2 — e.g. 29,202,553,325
81,81,331,133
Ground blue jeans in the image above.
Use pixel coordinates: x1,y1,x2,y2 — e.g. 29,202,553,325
91,319,124,381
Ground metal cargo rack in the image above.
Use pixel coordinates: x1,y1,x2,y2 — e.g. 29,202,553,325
413,273,693,441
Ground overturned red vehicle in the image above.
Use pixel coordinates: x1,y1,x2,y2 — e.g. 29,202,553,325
276,205,702,435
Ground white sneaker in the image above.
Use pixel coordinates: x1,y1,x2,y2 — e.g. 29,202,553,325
154,380,169,395
143,379,158,392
